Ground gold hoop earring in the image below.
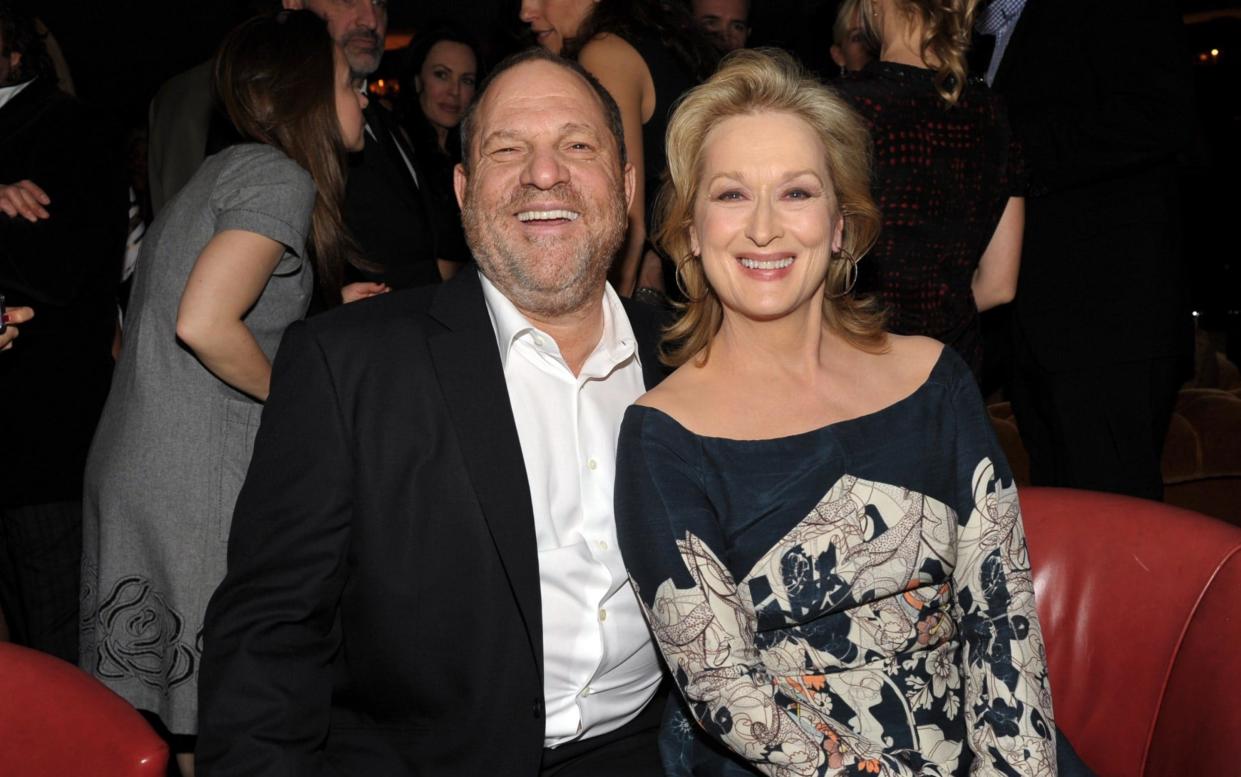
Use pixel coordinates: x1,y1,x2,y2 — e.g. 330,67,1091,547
827,249,859,298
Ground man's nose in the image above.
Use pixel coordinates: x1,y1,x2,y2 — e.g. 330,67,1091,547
355,1,379,30
520,146,569,190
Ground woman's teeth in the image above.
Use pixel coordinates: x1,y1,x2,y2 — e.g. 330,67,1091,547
739,256,794,270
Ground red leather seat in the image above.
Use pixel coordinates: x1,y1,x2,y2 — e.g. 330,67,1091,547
0,642,168,776
1020,487,1241,776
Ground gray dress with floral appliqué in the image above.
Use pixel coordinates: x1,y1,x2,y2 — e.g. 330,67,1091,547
79,143,315,735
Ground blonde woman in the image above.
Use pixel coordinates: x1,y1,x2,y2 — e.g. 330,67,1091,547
615,50,1070,775
837,0,1023,380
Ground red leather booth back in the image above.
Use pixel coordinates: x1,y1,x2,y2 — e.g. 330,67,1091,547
1020,487,1241,777
0,642,168,776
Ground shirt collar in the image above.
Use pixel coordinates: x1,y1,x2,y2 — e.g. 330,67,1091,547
479,272,638,375
0,76,36,112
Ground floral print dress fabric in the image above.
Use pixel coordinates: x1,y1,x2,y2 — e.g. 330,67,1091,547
615,348,1055,776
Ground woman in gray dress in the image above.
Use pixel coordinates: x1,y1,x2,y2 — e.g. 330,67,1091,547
79,12,367,775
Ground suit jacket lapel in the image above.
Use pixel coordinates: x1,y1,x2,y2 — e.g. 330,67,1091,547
363,103,421,203
426,269,544,674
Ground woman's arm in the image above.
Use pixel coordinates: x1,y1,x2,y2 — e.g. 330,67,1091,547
176,229,288,401
972,196,1023,312
616,414,936,776
949,376,1057,773
579,34,651,297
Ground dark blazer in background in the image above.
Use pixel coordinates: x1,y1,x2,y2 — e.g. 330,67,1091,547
343,101,441,290
0,76,128,507
987,0,1194,371
983,0,1195,499
197,268,668,776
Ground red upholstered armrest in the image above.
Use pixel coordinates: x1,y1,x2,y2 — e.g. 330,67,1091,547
1020,487,1241,777
0,642,168,776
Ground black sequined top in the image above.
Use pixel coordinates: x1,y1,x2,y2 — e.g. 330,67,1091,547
838,62,1023,377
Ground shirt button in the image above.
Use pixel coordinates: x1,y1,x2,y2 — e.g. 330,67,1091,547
533,335,546,347
596,540,609,552
587,458,598,471
580,687,593,697
598,608,607,622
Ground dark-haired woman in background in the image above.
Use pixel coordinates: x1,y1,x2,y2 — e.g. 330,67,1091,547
520,0,718,297
837,0,1022,380
396,22,481,277
78,12,367,775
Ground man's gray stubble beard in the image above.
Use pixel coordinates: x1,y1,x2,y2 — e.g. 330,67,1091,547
461,180,628,318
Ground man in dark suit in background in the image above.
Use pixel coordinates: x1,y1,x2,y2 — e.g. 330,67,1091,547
197,48,667,776
975,0,1194,500
284,0,452,294
0,0,128,662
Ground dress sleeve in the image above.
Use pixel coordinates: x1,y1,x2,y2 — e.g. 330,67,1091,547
209,146,316,274
947,369,1058,775
615,411,941,777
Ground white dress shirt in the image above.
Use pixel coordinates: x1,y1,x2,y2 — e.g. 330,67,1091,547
480,274,662,748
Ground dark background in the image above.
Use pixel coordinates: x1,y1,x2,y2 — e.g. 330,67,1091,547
29,0,1241,327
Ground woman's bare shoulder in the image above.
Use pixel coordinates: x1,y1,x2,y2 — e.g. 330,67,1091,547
579,32,645,70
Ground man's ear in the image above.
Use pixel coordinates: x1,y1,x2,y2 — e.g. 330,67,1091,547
453,162,468,210
622,162,636,213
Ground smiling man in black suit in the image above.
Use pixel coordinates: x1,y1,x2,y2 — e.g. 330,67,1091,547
197,47,669,777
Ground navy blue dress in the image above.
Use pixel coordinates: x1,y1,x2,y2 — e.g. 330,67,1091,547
615,348,1057,776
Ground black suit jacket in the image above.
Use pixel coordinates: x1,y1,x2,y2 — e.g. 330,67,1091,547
0,77,128,506
343,102,440,290
985,0,1193,370
198,268,668,776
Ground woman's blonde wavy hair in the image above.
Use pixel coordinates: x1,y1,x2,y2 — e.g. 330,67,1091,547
654,48,885,367
862,0,980,105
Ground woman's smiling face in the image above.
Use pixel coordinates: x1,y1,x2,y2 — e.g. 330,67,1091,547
691,111,844,324
417,40,478,135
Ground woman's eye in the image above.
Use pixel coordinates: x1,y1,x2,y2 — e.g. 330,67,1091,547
785,188,814,200
435,69,450,80
716,190,745,201
463,76,476,87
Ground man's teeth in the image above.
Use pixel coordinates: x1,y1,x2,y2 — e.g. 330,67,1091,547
517,210,580,222
739,256,794,270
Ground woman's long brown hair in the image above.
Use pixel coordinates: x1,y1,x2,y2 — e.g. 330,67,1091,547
214,10,361,306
